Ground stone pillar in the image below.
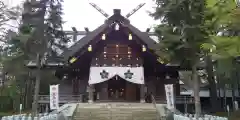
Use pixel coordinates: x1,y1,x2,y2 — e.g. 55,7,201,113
140,84,145,103
88,84,95,103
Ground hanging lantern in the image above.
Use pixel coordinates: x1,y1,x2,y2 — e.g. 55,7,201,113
69,57,77,63
157,58,164,64
142,45,146,52
129,34,132,40
102,34,106,40
63,75,68,80
115,23,120,31
88,45,92,52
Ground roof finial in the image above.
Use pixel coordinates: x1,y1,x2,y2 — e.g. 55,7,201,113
125,3,146,18
89,3,109,18
113,9,121,15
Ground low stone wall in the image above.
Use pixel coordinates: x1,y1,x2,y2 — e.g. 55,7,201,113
1,113,58,120
173,114,228,120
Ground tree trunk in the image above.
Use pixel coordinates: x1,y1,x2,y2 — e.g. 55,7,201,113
232,83,236,111
206,55,219,113
31,53,41,118
223,84,227,112
192,63,201,118
231,64,237,111
24,72,31,109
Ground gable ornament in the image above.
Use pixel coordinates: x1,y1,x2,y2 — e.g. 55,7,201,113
100,70,109,79
124,69,134,79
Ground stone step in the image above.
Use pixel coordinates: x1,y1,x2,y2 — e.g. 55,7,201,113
74,109,156,116
75,108,156,114
76,109,156,112
74,115,157,120
76,103,155,108
73,103,158,120
74,111,157,120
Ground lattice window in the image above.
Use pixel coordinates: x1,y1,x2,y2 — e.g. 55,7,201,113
92,44,142,67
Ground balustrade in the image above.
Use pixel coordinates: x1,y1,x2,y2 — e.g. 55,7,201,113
155,96,194,104
39,95,83,103
38,94,194,104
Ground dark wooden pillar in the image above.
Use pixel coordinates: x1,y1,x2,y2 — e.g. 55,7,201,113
157,77,165,98
140,84,145,103
76,79,80,95
77,79,82,102
126,82,137,101
175,79,180,96
72,79,76,95
72,78,80,95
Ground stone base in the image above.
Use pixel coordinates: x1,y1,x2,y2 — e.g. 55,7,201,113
140,99,145,103
88,100,93,103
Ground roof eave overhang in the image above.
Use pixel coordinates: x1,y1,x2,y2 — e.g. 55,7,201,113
26,61,65,69
60,24,109,61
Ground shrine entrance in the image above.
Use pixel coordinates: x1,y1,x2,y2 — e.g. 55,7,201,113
89,67,145,102
105,76,140,102
108,76,126,101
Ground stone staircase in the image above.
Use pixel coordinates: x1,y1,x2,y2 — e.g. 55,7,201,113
73,103,159,120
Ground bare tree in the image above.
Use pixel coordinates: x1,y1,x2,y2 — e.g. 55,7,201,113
0,1,21,44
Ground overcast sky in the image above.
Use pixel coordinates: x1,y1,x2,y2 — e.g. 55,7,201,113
4,0,159,31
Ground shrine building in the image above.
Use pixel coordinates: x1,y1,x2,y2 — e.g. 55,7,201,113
60,9,180,103
28,9,181,104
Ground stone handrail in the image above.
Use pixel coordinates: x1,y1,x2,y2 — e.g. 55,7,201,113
51,103,78,120
151,95,162,120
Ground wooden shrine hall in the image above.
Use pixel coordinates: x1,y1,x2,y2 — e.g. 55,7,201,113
27,5,181,103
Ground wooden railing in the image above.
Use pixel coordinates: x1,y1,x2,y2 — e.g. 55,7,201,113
38,95,83,103
154,96,194,104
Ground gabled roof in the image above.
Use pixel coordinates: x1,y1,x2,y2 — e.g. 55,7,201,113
61,24,108,61
61,9,158,61
127,24,157,49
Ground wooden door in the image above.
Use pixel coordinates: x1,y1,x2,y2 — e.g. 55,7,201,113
126,82,137,101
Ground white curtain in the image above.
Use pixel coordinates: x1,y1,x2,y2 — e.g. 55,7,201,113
89,67,144,85
117,67,144,84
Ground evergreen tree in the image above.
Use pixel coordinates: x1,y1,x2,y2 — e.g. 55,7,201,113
152,0,240,114
0,0,68,113
151,0,209,116
19,0,68,115
45,0,68,57
203,0,240,112
0,1,25,112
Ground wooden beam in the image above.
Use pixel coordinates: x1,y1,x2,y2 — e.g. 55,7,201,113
146,28,150,32
64,31,87,35
64,30,157,36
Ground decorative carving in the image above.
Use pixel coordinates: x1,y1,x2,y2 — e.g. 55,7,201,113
100,70,109,79
124,70,133,79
